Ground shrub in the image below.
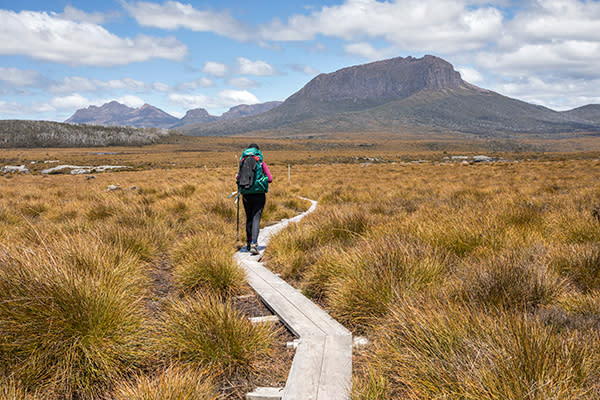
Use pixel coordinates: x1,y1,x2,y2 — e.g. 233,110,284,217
156,295,276,377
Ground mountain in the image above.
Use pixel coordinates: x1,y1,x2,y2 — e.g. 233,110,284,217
177,55,600,137
220,101,283,120
561,104,600,124
66,101,283,129
66,101,179,128
170,108,218,128
0,120,169,148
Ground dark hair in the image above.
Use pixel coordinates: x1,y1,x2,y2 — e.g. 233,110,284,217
248,143,260,150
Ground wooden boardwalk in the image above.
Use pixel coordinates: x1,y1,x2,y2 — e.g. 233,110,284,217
234,199,352,400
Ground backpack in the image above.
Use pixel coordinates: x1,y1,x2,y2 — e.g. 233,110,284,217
237,148,269,195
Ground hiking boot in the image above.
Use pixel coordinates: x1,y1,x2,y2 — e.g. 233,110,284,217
245,242,252,251
250,243,259,255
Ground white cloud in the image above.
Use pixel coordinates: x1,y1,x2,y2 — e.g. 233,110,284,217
168,93,210,109
152,82,171,92
112,95,146,108
168,90,259,111
217,89,259,106
49,94,91,110
258,0,503,54
290,64,320,75
124,0,253,41
0,67,40,86
0,10,187,66
228,77,259,89
476,41,600,77
0,101,25,115
472,0,600,79
202,61,228,77
197,77,214,87
237,57,276,76
344,42,395,60
49,76,149,93
456,66,484,83
57,5,113,24
488,75,600,111
176,78,214,91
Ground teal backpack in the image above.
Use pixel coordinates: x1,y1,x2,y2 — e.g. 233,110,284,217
237,147,269,195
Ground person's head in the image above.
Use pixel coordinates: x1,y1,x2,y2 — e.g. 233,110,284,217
248,143,260,150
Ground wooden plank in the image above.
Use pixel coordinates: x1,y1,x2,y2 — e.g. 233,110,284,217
282,338,325,400
234,199,351,400
239,255,349,336
317,334,353,399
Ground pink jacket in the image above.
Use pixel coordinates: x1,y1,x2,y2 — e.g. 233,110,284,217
262,162,273,183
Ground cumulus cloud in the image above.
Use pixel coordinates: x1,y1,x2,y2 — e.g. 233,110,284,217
228,77,259,89
258,0,503,54
0,67,40,87
152,82,171,92
168,90,258,111
456,66,484,84
488,75,600,111
123,0,253,41
237,57,276,76
0,10,187,66
202,61,228,77
344,42,396,60
57,5,116,24
176,78,215,91
49,94,91,110
290,64,320,75
168,93,210,109
49,76,149,93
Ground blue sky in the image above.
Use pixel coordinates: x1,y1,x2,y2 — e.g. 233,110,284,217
1,0,599,121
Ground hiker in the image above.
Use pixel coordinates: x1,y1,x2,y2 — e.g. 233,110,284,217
237,143,272,255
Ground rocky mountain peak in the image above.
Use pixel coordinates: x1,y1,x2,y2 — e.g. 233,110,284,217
287,55,465,104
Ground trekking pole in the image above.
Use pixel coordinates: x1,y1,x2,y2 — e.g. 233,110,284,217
235,191,240,242
228,189,240,241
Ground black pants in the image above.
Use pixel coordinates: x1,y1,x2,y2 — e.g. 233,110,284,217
242,193,266,244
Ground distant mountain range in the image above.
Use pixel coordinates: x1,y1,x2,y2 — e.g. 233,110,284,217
63,55,600,138
65,101,283,129
177,55,600,137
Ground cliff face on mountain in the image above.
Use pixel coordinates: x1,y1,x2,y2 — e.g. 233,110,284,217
177,55,600,137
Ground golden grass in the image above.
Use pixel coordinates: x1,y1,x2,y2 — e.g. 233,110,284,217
2,140,600,398
0,162,304,399
264,157,600,398
111,366,218,400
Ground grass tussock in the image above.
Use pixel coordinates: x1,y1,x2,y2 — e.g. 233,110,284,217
111,366,218,400
261,158,600,398
156,294,277,377
0,239,149,399
353,297,600,400
0,164,308,398
171,233,244,297
457,248,567,310
328,234,450,331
